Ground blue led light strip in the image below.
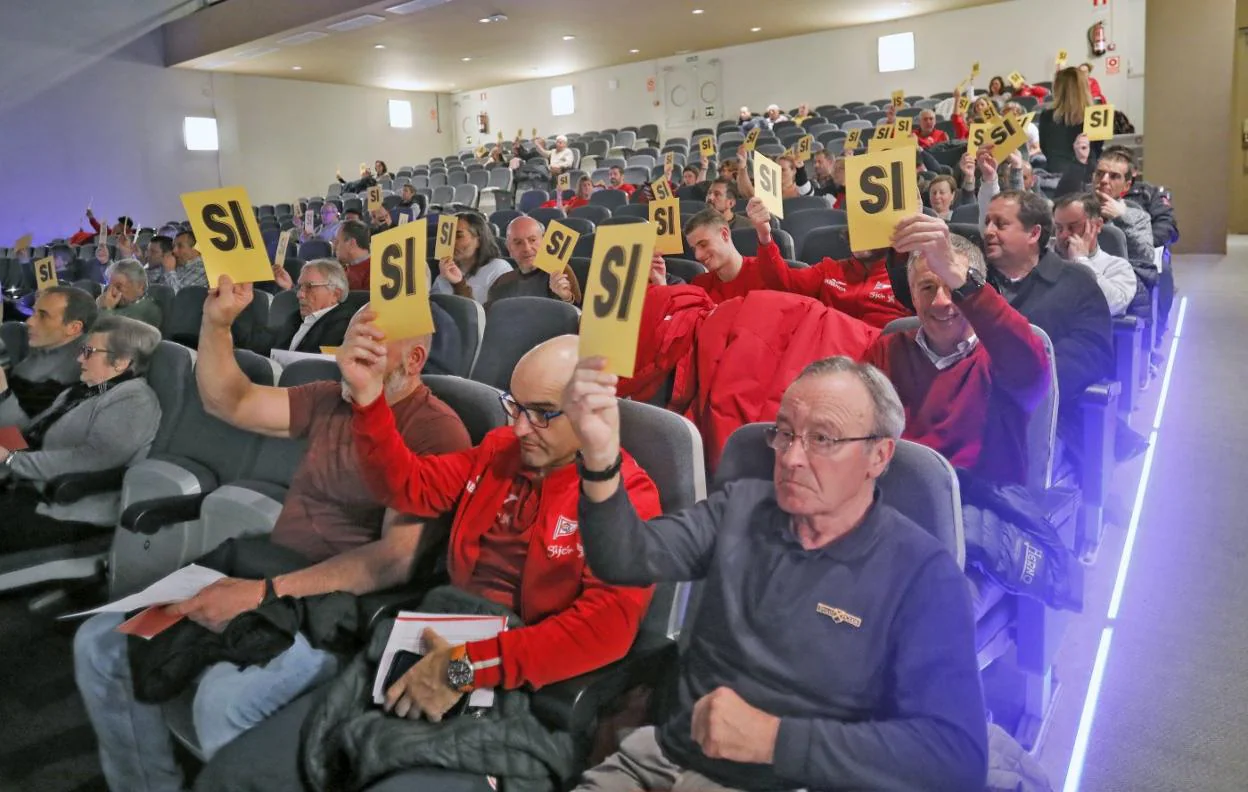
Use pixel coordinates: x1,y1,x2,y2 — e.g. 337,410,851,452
1062,295,1188,792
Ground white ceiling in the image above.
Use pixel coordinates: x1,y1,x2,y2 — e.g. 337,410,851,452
167,0,1004,93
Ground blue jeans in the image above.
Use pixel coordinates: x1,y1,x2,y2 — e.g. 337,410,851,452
74,611,339,792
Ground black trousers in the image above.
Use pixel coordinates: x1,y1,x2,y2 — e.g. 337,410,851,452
0,485,105,554
194,684,493,792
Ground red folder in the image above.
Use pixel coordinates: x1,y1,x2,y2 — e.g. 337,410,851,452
0,425,27,451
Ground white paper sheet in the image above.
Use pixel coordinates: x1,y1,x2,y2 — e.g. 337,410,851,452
270,348,336,369
373,612,508,708
60,564,226,619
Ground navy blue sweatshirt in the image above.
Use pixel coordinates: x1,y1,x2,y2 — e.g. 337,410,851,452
579,480,987,791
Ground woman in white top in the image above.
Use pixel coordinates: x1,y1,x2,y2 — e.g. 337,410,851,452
431,212,513,304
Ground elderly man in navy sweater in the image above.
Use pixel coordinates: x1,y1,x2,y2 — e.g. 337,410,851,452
563,353,987,791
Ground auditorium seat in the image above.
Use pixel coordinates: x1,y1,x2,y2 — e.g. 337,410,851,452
557,216,596,236
489,209,523,232
470,297,580,391
612,204,650,220
731,227,795,260
589,190,629,212
663,257,706,283
569,205,611,226
299,239,332,261
572,232,596,259
517,190,549,214
527,207,566,227
952,203,981,225
781,208,847,256
0,320,29,364
430,293,484,377
165,287,208,347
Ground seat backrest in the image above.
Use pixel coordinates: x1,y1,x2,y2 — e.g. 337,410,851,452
490,210,524,232
614,204,650,220
470,297,581,390
527,206,565,227
781,208,847,257
298,238,332,261
0,321,29,366
572,232,596,258
569,205,611,226
268,289,300,331
799,225,852,263
558,217,596,237
568,257,591,293
424,374,508,444
618,399,708,644
951,203,980,225
519,191,551,214
143,341,196,455
430,293,485,377
731,227,794,260
165,286,208,345
599,215,646,226
453,184,479,207
713,423,964,567
588,190,629,211
1098,224,1128,260
664,257,705,283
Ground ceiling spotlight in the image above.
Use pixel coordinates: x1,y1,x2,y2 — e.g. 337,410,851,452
629,48,640,54
692,8,704,14
479,13,508,23
461,56,472,62
562,35,575,41
479,17,490,23
292,65,302,70
751,27,762,32
374,44,386,49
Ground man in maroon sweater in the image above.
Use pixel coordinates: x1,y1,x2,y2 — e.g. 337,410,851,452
863,215,1049,486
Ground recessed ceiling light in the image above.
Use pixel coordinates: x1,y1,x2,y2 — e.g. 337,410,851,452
629,48,640,54
479,17,491,23
292,66,302,70
562,35,575,41
374,44,386,49
461,57,472,62
751,27,762,32
692,8,704,14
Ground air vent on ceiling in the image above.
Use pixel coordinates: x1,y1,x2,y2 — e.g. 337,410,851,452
277,31,329,46
234,47,279,60
326,14,386,32
385,0,452,15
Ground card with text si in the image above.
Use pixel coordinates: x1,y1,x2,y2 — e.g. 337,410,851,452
649,197,683,255
893,117,912,136
980,102,1000,122
845,146,919,253
1008,71,1026,90
34,257,58,290
664,151,675,170
795,134,814,162
13,233,31,252
557,172,571,192
699,136,717,160
967,123,993,156
370,220,434,342
1083,104,1115,141
181,186,275,285
1056,49,1068,69
744,127,761,152
985,115,1030,164
751,152,784,219
651,178,673,202
843,128,863,150
869,134,915,152
304,209,315,235
433,214,456,261
274,229,293,266
578,223,657,377
891,89,906,109
957,96,972,117
872,124,895,142
534,220,581,275
367,185,383,213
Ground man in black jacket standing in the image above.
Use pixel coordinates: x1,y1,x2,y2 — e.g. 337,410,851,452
982,190,1114,459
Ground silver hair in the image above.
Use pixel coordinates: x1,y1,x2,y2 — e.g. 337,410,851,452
794,356,905,441
303,258,349,303
906,233,987,283
111,258,148,293
91,314,161,375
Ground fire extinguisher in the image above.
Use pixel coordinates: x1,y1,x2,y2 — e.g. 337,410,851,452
1088,21,1107,57
478,111,490,134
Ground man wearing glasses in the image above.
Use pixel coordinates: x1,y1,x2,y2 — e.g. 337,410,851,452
270,258,355,353
563,350,987,792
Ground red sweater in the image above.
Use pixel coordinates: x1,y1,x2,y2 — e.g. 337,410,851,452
861,285,1049,485
351,396,661,690
689,239,789,304
952,114,970,140
540,196,589,210
914,129,950,149
346,257,370,290
754,250,910,329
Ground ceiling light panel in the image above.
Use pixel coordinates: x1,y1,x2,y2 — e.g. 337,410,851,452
326,14,386,33
276,31,328,46
385,0,452,15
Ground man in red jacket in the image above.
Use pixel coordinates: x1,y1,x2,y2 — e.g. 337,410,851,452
596,165,636,198
863,215,1049,486
342,327,661,716
684,198,787,303
914,109,950,149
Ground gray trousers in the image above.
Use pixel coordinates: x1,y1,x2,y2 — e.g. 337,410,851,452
574,727,750,792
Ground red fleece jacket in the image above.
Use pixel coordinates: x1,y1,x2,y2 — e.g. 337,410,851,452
689,239,789,304
751,249,911,329
351,397,661,690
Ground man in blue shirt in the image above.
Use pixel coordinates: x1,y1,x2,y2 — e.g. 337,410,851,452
563,355,987,792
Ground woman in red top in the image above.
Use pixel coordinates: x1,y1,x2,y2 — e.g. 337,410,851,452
1079,62,1107,103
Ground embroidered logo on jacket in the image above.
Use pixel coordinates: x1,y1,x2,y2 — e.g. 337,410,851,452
824,278,848,292
552,515,579,540
816,603,862,628
465,476,480,494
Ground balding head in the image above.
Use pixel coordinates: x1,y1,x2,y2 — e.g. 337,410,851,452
508,335,581,470
506,215,545,272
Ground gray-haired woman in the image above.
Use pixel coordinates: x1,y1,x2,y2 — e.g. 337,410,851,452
0,315,162,545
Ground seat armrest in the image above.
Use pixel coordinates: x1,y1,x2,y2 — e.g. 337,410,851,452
119,493,209,535
43,467,128,505
531,641,677,736
1078,380,1120,502
360,587,438,631
1111,318,1142,413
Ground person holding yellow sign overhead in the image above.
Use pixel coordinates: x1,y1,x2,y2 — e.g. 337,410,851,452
533,134,576,176
735,147,812,201
430,213,513,304
683,198,789,304
1038,67,1102,177
487,216,582,307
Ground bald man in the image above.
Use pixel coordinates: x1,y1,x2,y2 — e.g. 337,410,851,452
195,333,664,792
74,279,472,792
487,216,582,307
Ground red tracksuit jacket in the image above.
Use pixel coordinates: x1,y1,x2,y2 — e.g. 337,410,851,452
352,396,661,690
752,245,911,329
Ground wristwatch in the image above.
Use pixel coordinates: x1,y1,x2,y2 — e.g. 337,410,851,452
447,645,476,693
951,267,986,302
576,451,623,482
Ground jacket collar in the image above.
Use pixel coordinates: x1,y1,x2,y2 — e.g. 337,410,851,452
991,250,1064,288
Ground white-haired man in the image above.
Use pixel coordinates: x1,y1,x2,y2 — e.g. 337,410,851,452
535,134,576,175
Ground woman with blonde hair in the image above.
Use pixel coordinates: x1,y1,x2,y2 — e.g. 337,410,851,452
1038,66,1102,175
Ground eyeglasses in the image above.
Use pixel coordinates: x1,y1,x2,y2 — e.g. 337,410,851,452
1093,169,1126,182
499,392,563,429
763,425,881,457
78,345,111,359
297,282,331,294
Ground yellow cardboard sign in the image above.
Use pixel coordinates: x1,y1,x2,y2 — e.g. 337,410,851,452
535,220,581,275
497,130,504,142
891,90,905,109
664,151,675,170
34,257,58,290
843,128,863,150
744,127,761,152
651,178,673,202
371,219,434,341
872,124,895,142
981,102,1000,122
1084,104,1115,141
475,146,486,159
1056,49,1068,69
649,197,683,255
320,347,339,355
397,212,411,225
13,233,32,252
531,128,537,139
181,186,275,285
274,229,293,265
699,136,717,160
967,123,993,156
367,185,383,213
984,115,1030,163
433,214,457,260
751,152,784,219
893,117,913,136
957,96,972,116
578,223,658,377
303,209,315,235
557,172,571,192
845,146,919,253
869,134,916,152
971,61,980,77
1008,71,1026,90
795,134,814,163
517,128,523,141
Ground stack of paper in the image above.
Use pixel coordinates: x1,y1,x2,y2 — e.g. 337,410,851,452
373,612,508,708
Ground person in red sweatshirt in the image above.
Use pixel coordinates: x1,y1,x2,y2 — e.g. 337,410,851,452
342,329,662,720
540,175,594,210
863,215,1049,486
334,219,372,290
597,165,636,198
684,198,788,303
914,109,950,149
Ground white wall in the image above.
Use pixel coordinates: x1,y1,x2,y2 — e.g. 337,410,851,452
454,0,1145,147
0,31,453,246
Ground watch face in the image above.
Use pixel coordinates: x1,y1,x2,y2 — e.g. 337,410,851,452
447,658,473,690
